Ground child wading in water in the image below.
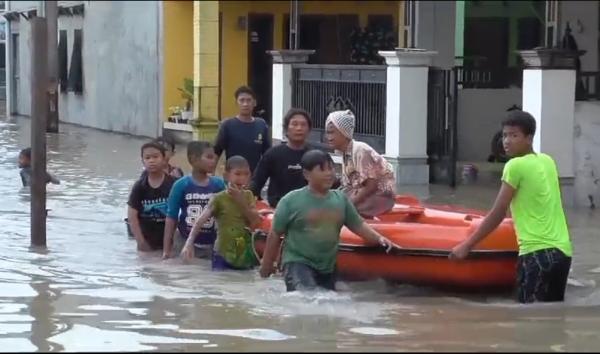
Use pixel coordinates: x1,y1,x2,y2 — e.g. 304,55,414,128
450,110,573,304
182,156,260,270
325,110,395,218
18,148,60,187
259,150,394,291
154,136,184,179
127,142,176,251
163,141,225,259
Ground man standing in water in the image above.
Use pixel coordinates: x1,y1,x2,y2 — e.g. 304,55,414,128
214,86,271,174
450,111,573,304
251,108,313,208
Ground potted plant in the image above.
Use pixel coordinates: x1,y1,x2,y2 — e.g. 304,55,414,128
178,78,194,124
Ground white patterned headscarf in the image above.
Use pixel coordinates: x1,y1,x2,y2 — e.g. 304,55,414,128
326,110,355,140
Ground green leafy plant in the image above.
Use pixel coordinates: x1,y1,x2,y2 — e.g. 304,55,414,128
178,78,194,111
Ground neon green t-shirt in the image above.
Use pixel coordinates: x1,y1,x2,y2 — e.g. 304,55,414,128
501,153,572,257
272,187,364,273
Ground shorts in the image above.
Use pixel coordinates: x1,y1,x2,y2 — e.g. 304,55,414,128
516,247,572,303
211,250,255,271
283,262,336,292
173,232,212,259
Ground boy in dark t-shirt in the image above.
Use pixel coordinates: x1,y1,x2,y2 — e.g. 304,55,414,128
214,86,271,173
127,142,176,251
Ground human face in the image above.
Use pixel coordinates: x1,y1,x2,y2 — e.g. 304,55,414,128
502,125,532,157
236,93,256,117
303,162,335,193
325,123,349,151
18,154,30,169
286,115,310,144
190,147,218,174
225,166,251,188
142,147,165,173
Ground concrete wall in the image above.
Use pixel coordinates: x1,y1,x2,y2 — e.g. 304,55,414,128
574,101,600,209
7,1,161,138
560,1,599,72
416,1,456,69
457,88,522,161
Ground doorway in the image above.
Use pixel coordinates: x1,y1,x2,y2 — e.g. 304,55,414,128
247,13,273,125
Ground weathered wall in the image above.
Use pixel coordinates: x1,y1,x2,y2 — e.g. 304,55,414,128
560,1,599,72
574,101,600,209
416,1,456,69
8,1,161,138
457,88,522,162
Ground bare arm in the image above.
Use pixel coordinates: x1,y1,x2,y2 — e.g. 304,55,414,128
229,187,261,229
348,221,386,245
450,182,515,259
183,202,215,249
259,229,284,277
350,178,378,205
162,217,177,258
127,207,149,250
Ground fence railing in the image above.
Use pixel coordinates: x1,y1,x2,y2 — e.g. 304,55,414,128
578,71,600,101
291,64,387,137
455,66,522,89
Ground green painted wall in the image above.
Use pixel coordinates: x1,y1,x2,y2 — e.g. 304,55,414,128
455,0,465,65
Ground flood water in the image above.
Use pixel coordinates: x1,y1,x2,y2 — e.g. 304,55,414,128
1,117,599,352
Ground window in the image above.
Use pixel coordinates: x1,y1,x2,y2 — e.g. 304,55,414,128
58,30,68,92
67,29,83,94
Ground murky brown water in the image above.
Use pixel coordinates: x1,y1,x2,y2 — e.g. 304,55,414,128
1,117,599,352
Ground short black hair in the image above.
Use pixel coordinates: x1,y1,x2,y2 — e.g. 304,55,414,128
20,148,31,159
225,155,249,172
301,149,334,172
234,86,256,100
154,136,176,152
284,108,312,131
502,110,536,136
187,141,212,162
141,142,166,157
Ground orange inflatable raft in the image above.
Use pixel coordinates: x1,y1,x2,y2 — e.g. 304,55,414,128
253,195,519,291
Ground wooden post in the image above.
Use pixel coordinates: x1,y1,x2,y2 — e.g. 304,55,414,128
45,1,59,133
30,17,48,247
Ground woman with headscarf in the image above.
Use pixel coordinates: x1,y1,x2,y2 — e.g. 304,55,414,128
325,110,396,218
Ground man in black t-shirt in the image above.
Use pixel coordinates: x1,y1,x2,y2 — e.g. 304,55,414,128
127,142,176,251
214,86,271,173
251,108,314,208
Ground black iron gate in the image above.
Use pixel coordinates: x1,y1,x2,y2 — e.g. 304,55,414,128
427,67,458,187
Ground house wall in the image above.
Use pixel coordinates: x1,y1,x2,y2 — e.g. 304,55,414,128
574,101,600,209
218,0,403,119
415,0,456,69
457,88,522,162
560,1,599,72
7,1,161,137
163,1,193,121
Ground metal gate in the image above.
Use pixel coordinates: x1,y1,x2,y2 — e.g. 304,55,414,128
427,67,458,187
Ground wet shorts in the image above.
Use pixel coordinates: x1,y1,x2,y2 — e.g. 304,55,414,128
211,251,255,271
282,262,336,292
516,247,572,303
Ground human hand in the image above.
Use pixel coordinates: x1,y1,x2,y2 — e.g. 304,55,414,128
137,239,152,252
228,183,246,205
259,261,276,278
378,236,394,253
449,242,471,260
180,243,195,261
162,248,173,260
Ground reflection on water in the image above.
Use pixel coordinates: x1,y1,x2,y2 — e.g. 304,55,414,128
1,118,600,351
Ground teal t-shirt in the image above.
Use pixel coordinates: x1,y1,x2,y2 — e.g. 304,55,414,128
501,153,572,257
272,187,364,273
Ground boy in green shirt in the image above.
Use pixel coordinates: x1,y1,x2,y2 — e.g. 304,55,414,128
450,110,573,303
181,156,261,270
259,150,394,292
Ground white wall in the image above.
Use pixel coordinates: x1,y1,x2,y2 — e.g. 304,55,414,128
457,88,522,161
574,101,600,209
7,1,161,138
560,1,599,72
416,1,455,69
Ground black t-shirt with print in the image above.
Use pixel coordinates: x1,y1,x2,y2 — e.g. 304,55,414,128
127,174,176,250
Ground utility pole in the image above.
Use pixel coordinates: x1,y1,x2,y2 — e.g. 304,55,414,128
45,1,59,133
30,16,48,247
